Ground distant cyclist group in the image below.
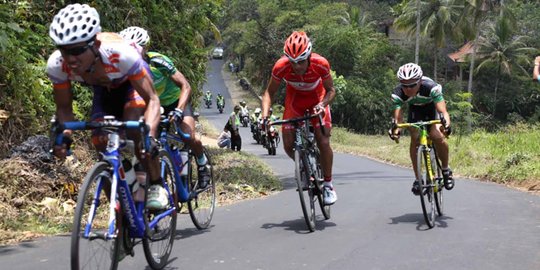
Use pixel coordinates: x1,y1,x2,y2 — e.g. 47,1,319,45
43,2,480,269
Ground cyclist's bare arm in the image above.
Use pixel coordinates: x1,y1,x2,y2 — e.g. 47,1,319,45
53,85,75,123
130,72,161,137
319,77,336,107
52,85,75,158
261,78,280,119
434,101,451,127
170,70,191,111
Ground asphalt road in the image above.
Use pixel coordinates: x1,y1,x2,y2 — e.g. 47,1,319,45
1,59,539,270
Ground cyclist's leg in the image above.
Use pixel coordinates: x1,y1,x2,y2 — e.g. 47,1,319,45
408,106,423,194
281,127,295,159
313,121,333,181
429,124,449,168
313,111,337,204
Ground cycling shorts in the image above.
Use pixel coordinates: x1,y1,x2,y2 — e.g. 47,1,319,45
408,102,440,123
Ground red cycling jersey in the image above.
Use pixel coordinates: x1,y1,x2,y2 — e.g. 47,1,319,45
271,53,332,129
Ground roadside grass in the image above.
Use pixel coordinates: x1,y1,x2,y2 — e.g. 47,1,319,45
332,124,540,192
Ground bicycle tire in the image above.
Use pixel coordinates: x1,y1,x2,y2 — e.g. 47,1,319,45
431,150,444,216
188,147,216,229
417,146,436,228
71,161,120,270
295,150,315,232
313,149,330,220
143,149,177,269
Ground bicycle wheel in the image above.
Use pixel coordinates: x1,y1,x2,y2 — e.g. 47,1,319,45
295,150,315,232
431,150,444,216
143,149,177,270
417,146,436,228
188,147,216,229
71,161,120,270
313,150,330,220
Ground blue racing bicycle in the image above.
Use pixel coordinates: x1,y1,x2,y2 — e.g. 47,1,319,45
51,116,177,270
159,113,215,229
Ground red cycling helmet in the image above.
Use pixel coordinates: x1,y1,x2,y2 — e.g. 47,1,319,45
283,31,312,63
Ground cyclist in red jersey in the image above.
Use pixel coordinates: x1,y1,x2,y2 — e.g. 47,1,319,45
47,4,166,209
261,31,337,205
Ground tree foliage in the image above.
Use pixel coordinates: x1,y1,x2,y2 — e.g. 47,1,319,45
0,0,222,157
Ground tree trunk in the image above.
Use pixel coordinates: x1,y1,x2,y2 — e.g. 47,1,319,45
466,32,480,132
415,0,421,64
493,68,500,118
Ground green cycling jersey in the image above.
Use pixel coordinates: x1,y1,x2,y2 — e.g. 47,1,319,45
146,51,180,107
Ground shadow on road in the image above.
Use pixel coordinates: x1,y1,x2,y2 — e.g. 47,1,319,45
388,213,453,231
261,216,336,234
174,225,215,240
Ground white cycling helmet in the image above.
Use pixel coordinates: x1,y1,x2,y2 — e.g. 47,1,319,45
397,63,423,81
49,4,101,46
119,26,150,47
254,108,261,114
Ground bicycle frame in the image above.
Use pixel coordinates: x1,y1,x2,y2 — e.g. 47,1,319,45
54,119,176,239
158,117,195,203
396,119,442,193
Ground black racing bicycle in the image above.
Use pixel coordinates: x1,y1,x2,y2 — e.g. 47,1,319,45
270,111,330,232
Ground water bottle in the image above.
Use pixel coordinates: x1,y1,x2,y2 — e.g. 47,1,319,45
133,162,146,202
179,150,189,177
122,158,136,187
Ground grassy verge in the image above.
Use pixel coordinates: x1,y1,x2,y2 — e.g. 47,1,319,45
332,124,540,192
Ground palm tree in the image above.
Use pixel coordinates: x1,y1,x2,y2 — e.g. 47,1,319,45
394,0,465,80
474,17,536,117
459,0,517,129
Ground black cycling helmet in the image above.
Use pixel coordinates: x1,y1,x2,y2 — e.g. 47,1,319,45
234,105,241,111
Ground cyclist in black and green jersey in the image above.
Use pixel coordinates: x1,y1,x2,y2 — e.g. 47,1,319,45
119,26,211,186
388,63,454,195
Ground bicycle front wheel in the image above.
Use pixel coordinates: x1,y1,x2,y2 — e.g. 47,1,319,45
431,150,444,216
71,161,120,270
295,150,315,232
143,149,177,269
313,150,330,220
188,147,216,229
417,146,436,228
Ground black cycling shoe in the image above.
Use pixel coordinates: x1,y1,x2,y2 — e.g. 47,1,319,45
197,164,211,189
442,168,454,190
411,180,421,196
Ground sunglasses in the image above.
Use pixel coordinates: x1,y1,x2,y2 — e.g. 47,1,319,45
401,80,420,89
58,41,94,56
289,59,307,65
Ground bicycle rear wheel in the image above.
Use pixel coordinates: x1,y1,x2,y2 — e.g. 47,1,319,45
143,149,177,269
417,146,435,228
188,147,216,229
295,150,315,232
71,161,120,270
313,150,330,220
431,150,444,216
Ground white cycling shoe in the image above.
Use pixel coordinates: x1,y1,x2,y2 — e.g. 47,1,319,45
146,184,168,210
323,186,337,205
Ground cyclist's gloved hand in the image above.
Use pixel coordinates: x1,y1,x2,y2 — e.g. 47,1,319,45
444,125,452,136
53,130,73,159
388,128,400,141
313,103,325,116
169,108,184,123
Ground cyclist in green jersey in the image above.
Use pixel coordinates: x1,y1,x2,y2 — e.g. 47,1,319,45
119,26,211,186
388,63,453,195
